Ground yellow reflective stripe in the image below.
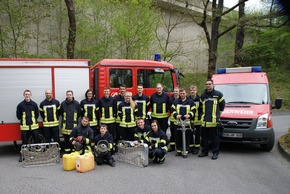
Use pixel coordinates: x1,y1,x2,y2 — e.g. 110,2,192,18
61,128,72,135
151,103,168,118
20,123,39,130
22,112,26,126
160,139,167,144
219,96,224,103
43,121,59,127
101,107,115,123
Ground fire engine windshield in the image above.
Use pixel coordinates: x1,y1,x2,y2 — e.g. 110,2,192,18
137,69,174,92
214,84,269,104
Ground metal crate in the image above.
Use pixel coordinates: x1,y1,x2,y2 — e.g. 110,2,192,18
117,141,148,167
21,142,60,167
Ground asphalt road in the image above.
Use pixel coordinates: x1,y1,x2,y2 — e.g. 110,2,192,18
0,112,289,194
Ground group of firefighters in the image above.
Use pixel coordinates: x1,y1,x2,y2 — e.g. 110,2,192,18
16,79,225,166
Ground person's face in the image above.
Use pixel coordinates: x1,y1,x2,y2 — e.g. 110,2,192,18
87,91,93,100
137,119,145,129
45,90,52,100
190,88,197,96
156,84,163,94
120,87,126,95
151,122,158,132
179,90,187,100
104,89,110,98
137,86,143,94
173,88,179,97
66,91,73,102
81,118,89,126
100,126,107,136
23,92,31,101
206,81,214,92
125,93,131,103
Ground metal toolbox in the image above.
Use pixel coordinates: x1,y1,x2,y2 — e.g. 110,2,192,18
21,142,60,167
117,141,148,167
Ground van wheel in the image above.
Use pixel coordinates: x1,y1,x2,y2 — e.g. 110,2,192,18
260,134,275,152
28,134,46,144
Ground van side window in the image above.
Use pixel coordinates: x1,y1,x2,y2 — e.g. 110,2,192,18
109,69,132,88
137,69,173,92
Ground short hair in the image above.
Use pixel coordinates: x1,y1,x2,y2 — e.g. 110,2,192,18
82,116,90,121
104,86,110,90
179,88,186,93
66,90,73,94
206,79,214,84
119,84,127,88
189,85,197,90
23,89,31,95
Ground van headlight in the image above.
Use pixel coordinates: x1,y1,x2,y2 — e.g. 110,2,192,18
256,113,268,129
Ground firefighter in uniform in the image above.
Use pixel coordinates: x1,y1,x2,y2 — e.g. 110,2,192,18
69,116,94,155
118,92,137,141
39,89,60,144
189,85,202,155
146,120,168,164
80,89,99,137
149,83,170,133
94,124,115,167
171,88,196,158
133,118,150,143
198,79,225,160
60,90,81,153
168,87,179,152
114,84,126,144
17,90,40,162
99,87,116,151
132,84,150,124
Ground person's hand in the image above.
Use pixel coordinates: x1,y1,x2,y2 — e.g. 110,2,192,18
72,140,76,145
184,114,190,119
176,115,182,119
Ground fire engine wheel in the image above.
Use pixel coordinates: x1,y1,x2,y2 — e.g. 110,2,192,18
28,134,46,144
260,134,275,152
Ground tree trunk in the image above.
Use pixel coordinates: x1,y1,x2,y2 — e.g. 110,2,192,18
208,0,223,77
65,0,76,59
234,0,245,67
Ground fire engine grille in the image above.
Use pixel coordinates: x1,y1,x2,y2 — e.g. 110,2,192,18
221,118,253,129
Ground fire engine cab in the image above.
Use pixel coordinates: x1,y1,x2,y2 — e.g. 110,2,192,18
212,66,282,151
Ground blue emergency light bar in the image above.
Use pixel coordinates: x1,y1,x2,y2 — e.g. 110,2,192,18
154,54,161,61
217,66,262,74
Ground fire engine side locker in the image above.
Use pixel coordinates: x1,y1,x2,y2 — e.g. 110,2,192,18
0,59,90,142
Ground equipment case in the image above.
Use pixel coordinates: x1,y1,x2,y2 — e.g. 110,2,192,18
117,141,148,167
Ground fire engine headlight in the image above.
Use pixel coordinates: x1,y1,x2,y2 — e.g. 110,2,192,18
256,113,268,129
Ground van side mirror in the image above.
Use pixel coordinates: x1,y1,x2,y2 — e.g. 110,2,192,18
272,98,282,109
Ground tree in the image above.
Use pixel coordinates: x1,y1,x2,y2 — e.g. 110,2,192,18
65,0,76,59
186,0,248,77
234,0,246,66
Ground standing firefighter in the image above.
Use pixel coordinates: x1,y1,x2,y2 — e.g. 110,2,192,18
16,90,40,162
99,87,116,152
149,83,170,133
132,84,150,123
171,88,195,158
188,85,202,155
168,87,179,152
60,90,81,153
118,92,137,141
39,89,60,144
198,79,225,160
80,89,99,136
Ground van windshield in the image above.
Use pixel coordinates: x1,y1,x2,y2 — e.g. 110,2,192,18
214,84,269,104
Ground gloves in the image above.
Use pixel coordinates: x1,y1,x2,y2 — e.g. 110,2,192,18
74,136,83,144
